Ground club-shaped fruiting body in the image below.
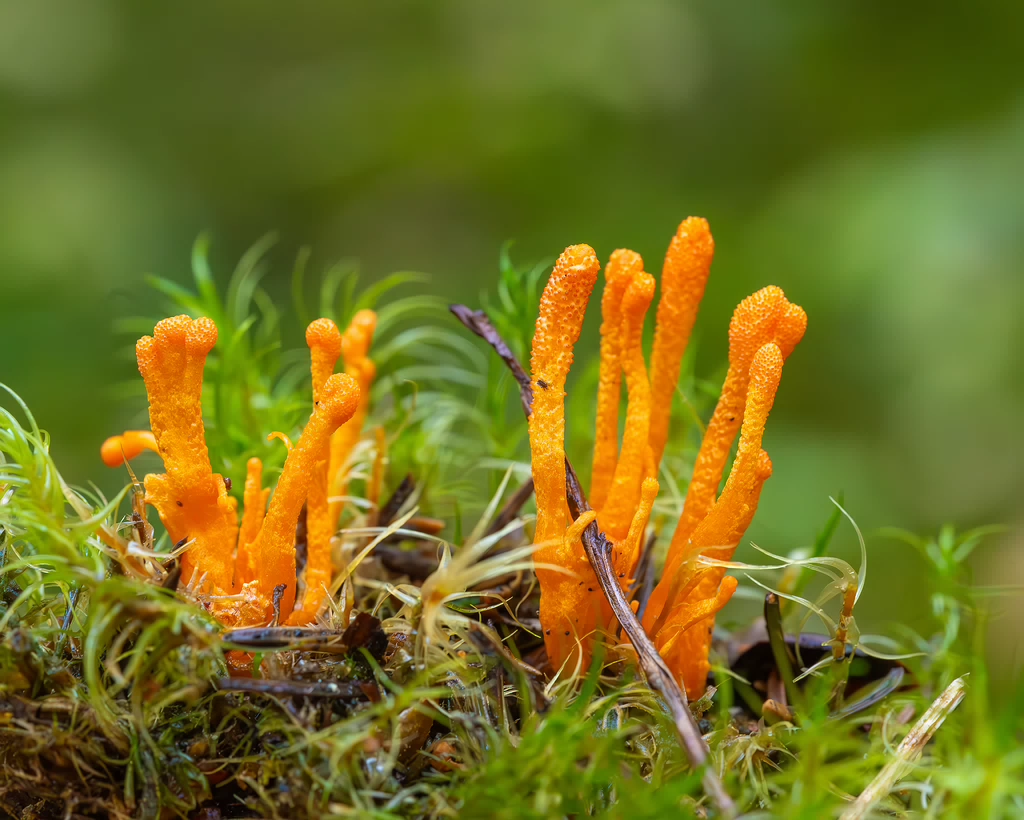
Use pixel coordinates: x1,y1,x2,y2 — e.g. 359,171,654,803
528,217,805,698
102,312,377,627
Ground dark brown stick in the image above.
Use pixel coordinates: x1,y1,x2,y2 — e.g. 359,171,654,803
486,476,535,537
449,305,534,413
630,530,659,620
376,544,441,580
450,304,735,816
379,474,417,527
217,677,373,699
223,612,387,657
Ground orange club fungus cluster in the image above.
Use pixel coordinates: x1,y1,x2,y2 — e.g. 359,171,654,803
528,217,806,698
101,311,377,627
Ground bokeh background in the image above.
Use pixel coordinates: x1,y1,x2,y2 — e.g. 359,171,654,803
2,3,1021,684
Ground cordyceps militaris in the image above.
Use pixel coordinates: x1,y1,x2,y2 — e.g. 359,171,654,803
526,217,805,699
101,311,377,629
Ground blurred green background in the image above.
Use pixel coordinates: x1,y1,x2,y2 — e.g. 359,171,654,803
1,3,1021,679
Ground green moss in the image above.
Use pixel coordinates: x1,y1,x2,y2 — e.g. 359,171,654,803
0,241,1020,819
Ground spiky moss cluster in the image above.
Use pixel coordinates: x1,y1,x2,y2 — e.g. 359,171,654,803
0,382,682,819
0,236,1020,819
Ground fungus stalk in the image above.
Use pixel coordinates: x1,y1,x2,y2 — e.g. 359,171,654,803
655,342,787,697
527,244,601,669
251,372,359,620
644,287,806,637
648,217,714,470
598,269,655,542
134,316,237,592
590,249,644,512
289,318,343,624
520,216,805,701
102,314,362,627
328,309,377,526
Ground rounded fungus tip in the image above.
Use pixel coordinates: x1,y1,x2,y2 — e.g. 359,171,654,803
135,335,157,376
342,310,377,360
662,216,715,288
319,373,361,426
676,215,712,240
666,217,715,273
530,244,600,386
749,341,785,396
186,317,219,356
558,243,599,274
624,269,656,306
100,436,129,468
351,309,377,335
606,248,644,283
100,430,158,468
306,318,342,357
775,303,808,359
728,286,787,370
153,314,192,346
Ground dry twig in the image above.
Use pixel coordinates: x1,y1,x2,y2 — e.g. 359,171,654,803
840,675,968,820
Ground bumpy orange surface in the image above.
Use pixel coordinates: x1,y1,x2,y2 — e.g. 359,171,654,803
654,343,785,697
290,319,343,624
644,287,806,631
235,457,268,587
135,316,238,592
527,244,601,669
590,249,644,512
598,270,655,542
251,372,359,620
612,476,659,588
529,217,804,697
328,310,377,525
103,314,363,628
648,217,714,469
528,245,599,551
